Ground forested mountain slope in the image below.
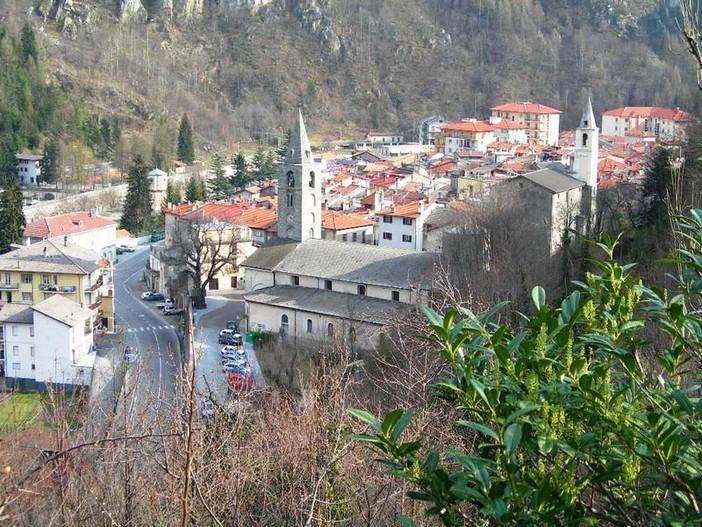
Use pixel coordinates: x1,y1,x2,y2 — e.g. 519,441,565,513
3,0,700,151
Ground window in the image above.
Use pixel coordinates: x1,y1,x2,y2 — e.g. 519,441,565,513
288,194,294,207
325,280,332,290
403,218,413,226
342,234,348,242
292,275,300,286
582,133,588,147
309,171,315,187
12,363,20,371
22,293,32,303
29,327,33,337
4,273,10,286
327,323,334,337
383,216,393,224
21,274,31,284
352,232,357,242
31,364,35,370
402,234,413,243
358,284,366,296
286,171,295,187
383,232,392,240
306,319,313,333
11,326,17,336
281,314,289,325
392,290,400,301
30,346,34,357
12,346,19,356
42,275,50,286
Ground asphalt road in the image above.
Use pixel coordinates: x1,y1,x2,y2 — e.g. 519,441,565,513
113,246,182,414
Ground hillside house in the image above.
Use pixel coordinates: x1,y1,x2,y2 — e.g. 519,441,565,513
601,107,692,141
16,154,43,186
376,199,438,251
490,102,562,146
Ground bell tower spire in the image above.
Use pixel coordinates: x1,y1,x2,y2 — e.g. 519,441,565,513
574,93,598,190
277,107,321,242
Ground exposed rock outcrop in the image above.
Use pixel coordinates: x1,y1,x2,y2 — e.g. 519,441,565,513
35,0,94,39
290,0,341,56
119,0,147,22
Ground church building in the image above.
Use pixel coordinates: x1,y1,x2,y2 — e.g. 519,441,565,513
241,109,438,350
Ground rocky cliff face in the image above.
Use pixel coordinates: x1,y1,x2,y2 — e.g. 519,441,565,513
36,0,95,38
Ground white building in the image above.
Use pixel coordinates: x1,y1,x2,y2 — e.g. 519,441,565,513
377,200,438,251
418,115,446,145
600,106,692,141
16,154,43,186
0,295,95,391
489,116,529,144
490,102,561,146
23,211,117,263
241,239,436,350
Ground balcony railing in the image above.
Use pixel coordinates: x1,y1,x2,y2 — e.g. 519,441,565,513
85,277,103,292
0,282,18,290
40,284,76,293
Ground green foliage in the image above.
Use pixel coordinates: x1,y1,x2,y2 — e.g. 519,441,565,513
276,128,292,161
164,179,181,207
0,175,26,252
229,152,249,189
20,22,38,64
120,155,153,234
41,137,60,184
351,216,702,526
251,147,277,181
185,175,204,202
177,113,195,163
208,153,232,199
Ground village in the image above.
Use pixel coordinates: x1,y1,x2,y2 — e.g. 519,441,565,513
0,99,691,404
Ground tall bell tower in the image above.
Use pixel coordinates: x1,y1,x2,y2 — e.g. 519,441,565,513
574,94,599,229
277,108,322,242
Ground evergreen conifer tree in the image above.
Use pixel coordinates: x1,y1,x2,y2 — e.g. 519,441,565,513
251,147,276,181
42,138,60,185
177,113,195,163
120,155,153,234
0,175,26,253
185,176,203,203
230,152,249,189
20,22,38,64
162,180,182,209
208,153,232,199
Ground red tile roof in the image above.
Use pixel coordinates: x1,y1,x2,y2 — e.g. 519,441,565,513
322,211,374,231
491,120,528,130
440,121,495,133
24,212,116,239
602,106,692,121
491,102,562,114
237,207,277,230
377,200,432,219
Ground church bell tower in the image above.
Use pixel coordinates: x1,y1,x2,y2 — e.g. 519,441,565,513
277,108,322,242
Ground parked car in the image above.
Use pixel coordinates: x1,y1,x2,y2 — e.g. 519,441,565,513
118,244,135,253
219,330,243,345
164,306,185,316
140,291,156,300
156,299,174,310
221,345,245,356
221,356,247,367
225,321,239,332
227,371,253,391
144,292,165,301
223,362,251,374
200,399,215,418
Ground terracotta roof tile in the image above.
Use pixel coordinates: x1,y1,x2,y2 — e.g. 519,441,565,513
322,211,374,231
440,121,495,133
491,102,562,114
602,106,692,121
24,212,116,239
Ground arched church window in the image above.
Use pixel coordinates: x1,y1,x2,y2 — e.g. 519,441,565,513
582,133,588,147
306,319,313,333
309,171,315,187
310,212,315,224
305,150,311,160
287,171,295,187
289,149,295,159
309,227,314,238
310,194,316,206
327,323,334,337
288,194,294,207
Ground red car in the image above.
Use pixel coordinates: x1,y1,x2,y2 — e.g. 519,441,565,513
227,371,252,392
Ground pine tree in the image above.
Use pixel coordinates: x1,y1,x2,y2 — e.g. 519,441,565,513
251,147,276,181
208,153,232,200
177,113,195,163
120,155,153,234
100,117,112,152
111,117,121,145
0,175,26,253
162,179,182,208
230,152,249,189
42,138,60,185
185,176,203,203
276,128,292,161
20,22,38,64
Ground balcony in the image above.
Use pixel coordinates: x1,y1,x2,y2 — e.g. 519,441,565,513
0,282,18,290
40,284,76,293
85,277,103,292
89,298,102,310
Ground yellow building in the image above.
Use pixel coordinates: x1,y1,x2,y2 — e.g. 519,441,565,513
0,239,114,331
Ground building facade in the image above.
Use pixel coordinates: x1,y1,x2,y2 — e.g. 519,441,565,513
490,102,562,146
377,200,438,251
16,154,43,186
600,107,692,141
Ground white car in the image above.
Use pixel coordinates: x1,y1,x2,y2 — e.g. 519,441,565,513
221,345,245,355
140,291,155,300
